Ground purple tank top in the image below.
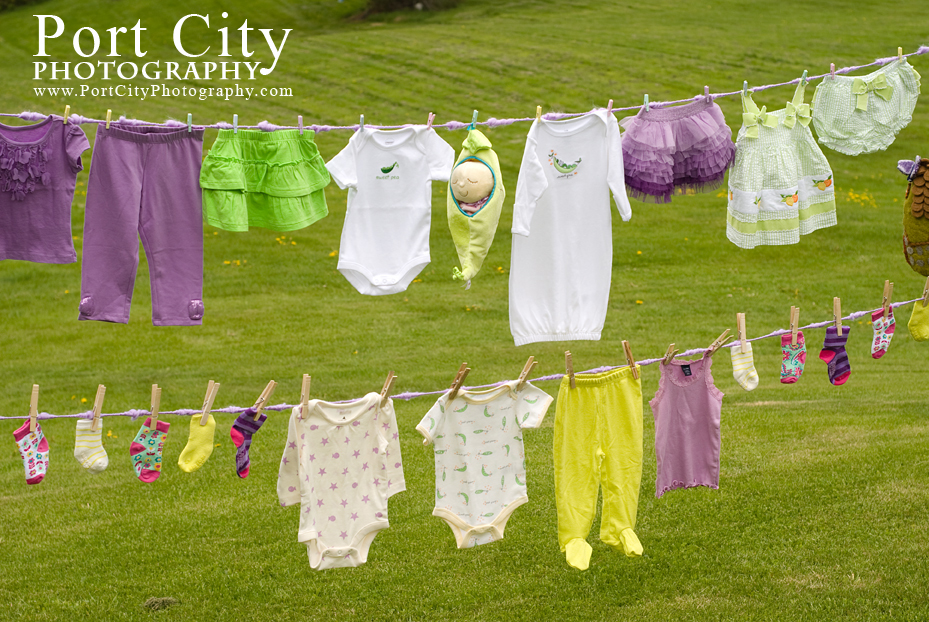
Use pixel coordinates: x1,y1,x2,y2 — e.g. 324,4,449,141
0,115,90,264
649,354,724,498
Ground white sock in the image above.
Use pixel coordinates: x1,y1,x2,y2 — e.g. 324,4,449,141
730,343,759,391
74,419,108,473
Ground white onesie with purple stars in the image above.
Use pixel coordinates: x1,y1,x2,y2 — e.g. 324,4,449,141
416,380,552,548
278,393,405,570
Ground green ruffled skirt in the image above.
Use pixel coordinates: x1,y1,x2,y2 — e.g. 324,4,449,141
200,129,330,232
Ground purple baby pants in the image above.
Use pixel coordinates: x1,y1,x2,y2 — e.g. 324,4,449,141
80,124,205,326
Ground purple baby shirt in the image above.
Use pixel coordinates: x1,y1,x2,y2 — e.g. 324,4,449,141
650,354,724,498
0,115,90,263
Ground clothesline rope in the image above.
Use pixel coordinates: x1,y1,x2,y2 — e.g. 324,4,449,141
1,297,922,422
4,47,928,132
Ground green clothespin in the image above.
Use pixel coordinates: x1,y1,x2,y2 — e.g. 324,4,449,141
468,110,478,130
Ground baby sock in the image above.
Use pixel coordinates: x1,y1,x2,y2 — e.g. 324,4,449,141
730,342,759,391
130,417,170,483
909,303,929,342
780,332,807,384
870,309,895,358
565,538,592,571
177,415,216,473
13,421,49,485
819,326,851,386
73,419,108,473
230,408,268,478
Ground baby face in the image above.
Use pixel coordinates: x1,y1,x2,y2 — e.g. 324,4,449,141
451,160,494,205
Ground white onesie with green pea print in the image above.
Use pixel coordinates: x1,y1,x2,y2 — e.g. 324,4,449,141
416,381,553,548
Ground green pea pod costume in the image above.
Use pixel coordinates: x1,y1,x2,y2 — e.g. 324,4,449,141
447,129,505,286
899,156,929,276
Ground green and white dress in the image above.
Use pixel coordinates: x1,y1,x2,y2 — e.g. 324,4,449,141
726,81,836,249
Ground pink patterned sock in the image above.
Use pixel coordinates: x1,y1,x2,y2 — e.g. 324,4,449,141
871,309,895,359
13,421,49,485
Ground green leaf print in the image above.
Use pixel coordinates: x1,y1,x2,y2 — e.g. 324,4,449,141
455,433,467,445
482,465,492,476
458,492,470,504
484,407,494,417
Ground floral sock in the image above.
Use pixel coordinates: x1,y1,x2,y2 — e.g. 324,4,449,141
730,342,759,391
14,421,49,485
780,331,806,384
130,417,170,483
230,408,268,478
871,309,895,359
177,415,216,473
73,419,108,473
819,326,851,386
908,303,929,342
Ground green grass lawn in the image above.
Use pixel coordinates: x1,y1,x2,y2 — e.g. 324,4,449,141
1,1,929,620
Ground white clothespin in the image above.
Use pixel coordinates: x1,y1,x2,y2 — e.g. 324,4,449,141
105,109,112,129
150,384,162,425
800,70,808,86
29,384,39,433
830,63,836,79
91,384,106,433
704,86,711,103
199,380,219,426
380,371,397,407
565,351,575,389
63,105,70,124
233,114,238,134
743,81,749,96
359,114,364,133
643,94,649,113
622,340,639,380
299,374,311,419
833,297,843,337
187,113,192,132
298,115,303,135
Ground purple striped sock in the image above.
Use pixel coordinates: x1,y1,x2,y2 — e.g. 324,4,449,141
819,326,851,386
230,408,268,478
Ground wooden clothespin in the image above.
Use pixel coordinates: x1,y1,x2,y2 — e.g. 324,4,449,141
789,306,800,346
881,280,894,319
516,356,537,391
187,113,193,132
707,329,732,356
105,109,112,129
736,312,748,353
643,94,649,113
923,276,929,308
254,380,277,421
830,63,836,79
29,384,39,433
426,112,434,130
91,384,106,433
565,351,575,389
448,363,470,401
622,340,639,380
380,371,396,407
663,344,677,365
63,105,70,124
833,297,843,337
150,384,161,425
299,374,311,419
298,115,303,135
536,105,542,122
199,380,219,426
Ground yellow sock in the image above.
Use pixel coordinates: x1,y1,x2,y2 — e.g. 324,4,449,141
178,415,216,473
909,303,929,342
730,343,759,391
73,419,108,473
565,538,592,571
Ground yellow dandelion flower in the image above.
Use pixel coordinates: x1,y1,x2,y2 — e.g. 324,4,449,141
636,251,642,255
635,300,644,305
328,250,338,257
224,260,231,265
64,290,69,294
413,279,422,283
81,398,87,404
215,443,221,447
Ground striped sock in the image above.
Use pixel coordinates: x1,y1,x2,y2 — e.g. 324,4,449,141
14,421,49,485
870,309,895,359
730,342,759,391
130,417,170,483
819,326,851,386
74,419,108,474
230,408,268,478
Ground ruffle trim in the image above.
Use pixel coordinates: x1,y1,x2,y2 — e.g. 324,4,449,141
199,154,330,197
0,141,50,201
657,480,718,498
816,113,914,155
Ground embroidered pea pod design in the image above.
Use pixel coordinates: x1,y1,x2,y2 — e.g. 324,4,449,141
478,451,493,456
523,396,539,404
515,474,525,486
504,444,510,456
458,492,469,504
454,464,467,472
514,434,523,442
380,161,398,174
522,413,530,423
436,489,446,499
482,512,495,518
427,417,435,430
549,150,581,174
474,488,488,494
439,404,445,414
442,469,447,481
435,434,445,440
434,449,447,454
483,407,494,417
473,429,486,435
454,403,468,413
501,416,506,429
481,465,492,476
500,475,505,487
455,433,467,445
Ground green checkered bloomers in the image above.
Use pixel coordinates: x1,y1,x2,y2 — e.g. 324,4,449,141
812,59,920,156
727,81,836,249
200,129,330,232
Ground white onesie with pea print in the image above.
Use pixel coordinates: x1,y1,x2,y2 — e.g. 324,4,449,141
416,381,553,548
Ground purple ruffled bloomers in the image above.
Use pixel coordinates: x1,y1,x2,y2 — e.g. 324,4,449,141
620,98,735,203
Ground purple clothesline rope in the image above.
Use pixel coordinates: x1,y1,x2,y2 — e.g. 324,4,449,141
1,298,923,422
4,47,927,132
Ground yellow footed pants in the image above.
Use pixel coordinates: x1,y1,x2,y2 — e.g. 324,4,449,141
554,366,643,570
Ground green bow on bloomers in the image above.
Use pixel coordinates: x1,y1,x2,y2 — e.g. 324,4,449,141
851,74,893,111
742,106,778,138
783,101,811,129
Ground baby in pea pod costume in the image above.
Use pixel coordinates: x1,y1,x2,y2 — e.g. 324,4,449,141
897,157,929,277
447,129,505,288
